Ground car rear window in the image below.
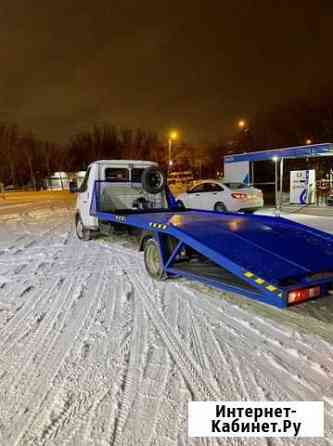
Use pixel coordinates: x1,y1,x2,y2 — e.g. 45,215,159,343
190,183,206,193
205,183,223,192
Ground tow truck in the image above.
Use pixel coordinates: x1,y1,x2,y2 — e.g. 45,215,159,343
71,160,333,308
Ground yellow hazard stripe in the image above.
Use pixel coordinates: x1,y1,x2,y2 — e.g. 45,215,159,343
243,271,280,295
244,272,254,278
149,222,168,230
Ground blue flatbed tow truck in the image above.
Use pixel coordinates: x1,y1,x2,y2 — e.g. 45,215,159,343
72,160,333,308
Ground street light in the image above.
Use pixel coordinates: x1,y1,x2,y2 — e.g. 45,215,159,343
170,130,178,140
305,138,312,145
238,119,246,129
272,157,279,214
168,130,178,170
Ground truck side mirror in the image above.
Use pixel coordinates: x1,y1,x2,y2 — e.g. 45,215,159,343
69,181,78,193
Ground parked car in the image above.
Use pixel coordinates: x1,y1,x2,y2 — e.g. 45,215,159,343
176,180,264,212
4,185,16,192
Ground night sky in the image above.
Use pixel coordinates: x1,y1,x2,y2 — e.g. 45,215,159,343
1,1,332,143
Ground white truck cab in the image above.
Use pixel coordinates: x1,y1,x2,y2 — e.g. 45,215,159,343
74,160,165,239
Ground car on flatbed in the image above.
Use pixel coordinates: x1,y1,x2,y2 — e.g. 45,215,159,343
176,179,264,213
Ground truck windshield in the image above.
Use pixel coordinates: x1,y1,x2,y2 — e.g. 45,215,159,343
105,168,129,182
99,167,169,213
104,168,146,183
131,168,144,182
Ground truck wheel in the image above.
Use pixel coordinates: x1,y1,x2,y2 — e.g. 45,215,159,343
141,166,166,194
214,202,227,212
144,238,165,280
76,214,92,241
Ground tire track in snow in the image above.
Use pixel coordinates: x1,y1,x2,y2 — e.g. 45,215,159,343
35,252,136,446
113,255,211,445
0,277,65,352
4,221,65,254
0,241,88,358
111,253,246,444
93,276,138,446
110,272,150,446
179,285,333,399
100,242,333,445
218,312,331,400
194,309,242,400
73,275,136,446
29,269,116,446
176,286,333,441
134,285,176,446
126,270,220,401
10,266,107,446
2,275,80,397
4,275,80,425
32,269,128,446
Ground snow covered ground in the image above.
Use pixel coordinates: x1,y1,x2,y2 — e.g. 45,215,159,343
0,193,333,445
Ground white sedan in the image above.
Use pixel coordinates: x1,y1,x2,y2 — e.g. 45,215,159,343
176,180,264,213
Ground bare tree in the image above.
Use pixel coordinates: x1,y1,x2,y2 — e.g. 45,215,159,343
20,133,39,190
4,124,19,186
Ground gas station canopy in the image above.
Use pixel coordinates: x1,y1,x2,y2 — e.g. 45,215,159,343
224,143,333,210
224,143,333,164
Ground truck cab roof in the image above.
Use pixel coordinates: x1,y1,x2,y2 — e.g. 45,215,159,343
88,160,158,169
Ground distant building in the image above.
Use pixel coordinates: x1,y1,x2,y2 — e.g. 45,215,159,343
46,172,69,190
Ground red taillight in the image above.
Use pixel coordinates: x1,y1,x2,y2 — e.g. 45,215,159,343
288,286,320,304
231,193,248,200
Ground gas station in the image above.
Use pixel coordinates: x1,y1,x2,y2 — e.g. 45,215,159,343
224,143,333,211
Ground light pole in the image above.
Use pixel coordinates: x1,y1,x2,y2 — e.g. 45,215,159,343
168,130,178,171
279,157,284,211
273,156,279,214
237,120,248,154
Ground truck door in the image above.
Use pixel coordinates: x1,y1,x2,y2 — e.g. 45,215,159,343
77,167,98,228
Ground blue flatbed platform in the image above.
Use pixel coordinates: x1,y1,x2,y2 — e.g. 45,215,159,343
91,183,333,308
